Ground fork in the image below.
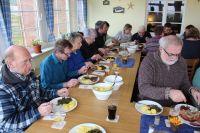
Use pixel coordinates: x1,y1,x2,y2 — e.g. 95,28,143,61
112,72,119,88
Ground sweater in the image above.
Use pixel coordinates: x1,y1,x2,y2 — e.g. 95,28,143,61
80,39,98,60
138,51,191,106
67,50,86,71
40,53,79,90
181,39,200,59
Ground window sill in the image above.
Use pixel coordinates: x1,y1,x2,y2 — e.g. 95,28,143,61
31,46,54,59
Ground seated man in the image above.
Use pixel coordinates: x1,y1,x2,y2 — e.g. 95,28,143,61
138,35,200,106
131,25,152,43
0,45,68,132
40,39,87,90
80,28,102,61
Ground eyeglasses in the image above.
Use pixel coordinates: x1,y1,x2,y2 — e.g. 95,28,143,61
162,48,180,58
62,52,70,57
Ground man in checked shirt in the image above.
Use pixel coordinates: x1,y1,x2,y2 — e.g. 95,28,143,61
0,45,69,132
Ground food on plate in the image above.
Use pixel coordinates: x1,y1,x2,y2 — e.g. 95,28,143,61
57,97,72,105
57,97,75,110
76,126,102,133
80,76,98,84
179,105,200,122
96,65,106,71
140,104,161,115
105,56,115,61
94,86,112,92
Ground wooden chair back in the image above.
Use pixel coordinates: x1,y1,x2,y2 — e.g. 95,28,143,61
186,58,199,80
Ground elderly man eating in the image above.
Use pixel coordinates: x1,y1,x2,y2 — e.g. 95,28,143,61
138,35,200,106
0,45,69,132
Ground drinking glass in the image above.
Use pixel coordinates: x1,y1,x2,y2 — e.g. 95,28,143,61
168,107,181,132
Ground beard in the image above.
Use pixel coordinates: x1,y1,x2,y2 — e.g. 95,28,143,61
162,58,178,65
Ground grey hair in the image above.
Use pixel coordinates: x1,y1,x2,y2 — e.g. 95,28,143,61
68,32,83,43
83,28,97,38
159,35,183,49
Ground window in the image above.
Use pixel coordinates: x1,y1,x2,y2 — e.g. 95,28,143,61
9,0,80,48
146,0,186,34
10,0,39,47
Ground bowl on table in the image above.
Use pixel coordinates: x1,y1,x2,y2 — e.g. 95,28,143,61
127,47,137,54
104,75,123,90
92,83,113,100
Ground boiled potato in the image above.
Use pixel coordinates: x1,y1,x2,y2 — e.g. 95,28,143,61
63,101,75,110
94,87,111,92
150,109,157,114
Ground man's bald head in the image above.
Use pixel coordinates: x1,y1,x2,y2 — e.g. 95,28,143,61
5,45,32,76
5,45,30,64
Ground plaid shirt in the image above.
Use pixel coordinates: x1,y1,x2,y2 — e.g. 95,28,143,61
0,72,58,132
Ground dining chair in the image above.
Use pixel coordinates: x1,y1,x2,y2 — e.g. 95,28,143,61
185,58,199,81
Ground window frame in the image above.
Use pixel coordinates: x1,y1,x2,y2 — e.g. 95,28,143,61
145,0,187,35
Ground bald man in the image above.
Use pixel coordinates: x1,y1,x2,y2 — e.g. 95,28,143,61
131,25,152,43
0,45,69,132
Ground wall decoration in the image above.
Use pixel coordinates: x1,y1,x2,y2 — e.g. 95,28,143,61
128,1,134,10
103,0,110,5
113,6,125,13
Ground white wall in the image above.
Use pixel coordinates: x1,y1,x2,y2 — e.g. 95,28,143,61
87,0,200,36
87,0,146,36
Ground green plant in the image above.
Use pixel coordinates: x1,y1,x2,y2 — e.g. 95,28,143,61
31,39,42,46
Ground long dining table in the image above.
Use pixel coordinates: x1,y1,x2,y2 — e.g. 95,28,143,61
26,51,169,133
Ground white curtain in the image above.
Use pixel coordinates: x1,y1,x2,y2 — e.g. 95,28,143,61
0,8,10,66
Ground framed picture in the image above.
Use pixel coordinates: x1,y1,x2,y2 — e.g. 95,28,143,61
103,0,110,5
113,6,125,13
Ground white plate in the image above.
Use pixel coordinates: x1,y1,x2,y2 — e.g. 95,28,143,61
50,97,77,113
135,100,163,115
95,64,109,71
78,75,99,85
174,104,199,127
69,123,106,133
104,75,123,83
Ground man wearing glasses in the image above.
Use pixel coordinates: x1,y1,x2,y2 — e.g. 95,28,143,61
138,35,200,106
0,45,69,132
40,39,87,90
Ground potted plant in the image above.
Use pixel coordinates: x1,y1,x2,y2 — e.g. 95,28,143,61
32,39,42,53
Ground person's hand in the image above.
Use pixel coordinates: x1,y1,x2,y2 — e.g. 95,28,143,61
191,88,200,105
78,66,88,74
98,48,106,55
63,79,79,88
91,54,102,61
38,102,52,116
57,88,69,97
169,89,187,103
85,61,94,68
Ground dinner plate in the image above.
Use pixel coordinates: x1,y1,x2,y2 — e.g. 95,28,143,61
50,97,78,113
174,104,199,127
95,64,109,71
135,100,163,115
78,75,99,85
69,123,106,133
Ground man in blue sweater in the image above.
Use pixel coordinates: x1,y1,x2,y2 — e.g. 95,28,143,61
40,39,87,90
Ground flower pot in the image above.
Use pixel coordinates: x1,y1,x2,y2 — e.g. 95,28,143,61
33,45,42,53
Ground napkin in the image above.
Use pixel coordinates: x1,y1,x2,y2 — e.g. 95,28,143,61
42,113,66,121
79,84,93,89
99,60,110,64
